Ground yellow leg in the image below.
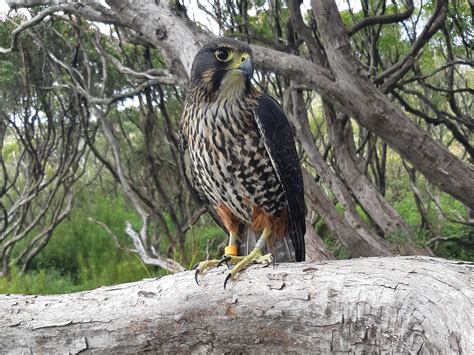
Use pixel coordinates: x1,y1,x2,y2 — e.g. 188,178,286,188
224,228,273,289
194,232,237,285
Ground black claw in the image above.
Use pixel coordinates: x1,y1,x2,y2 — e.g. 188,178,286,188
194,269,200,285
224,273,232,289
192,262,200,270
218,256,231,269
262,256,275,268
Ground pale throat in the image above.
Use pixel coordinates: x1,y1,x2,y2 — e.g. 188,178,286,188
217,71,248,102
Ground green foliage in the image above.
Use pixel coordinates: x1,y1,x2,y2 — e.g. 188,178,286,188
0,187,227,294
1,140,19,158
0,267,79,295
316,220,349,259
435,234,474,261
393,188,472,261
0,192,158,294
393,194,423,227
36,196,154,288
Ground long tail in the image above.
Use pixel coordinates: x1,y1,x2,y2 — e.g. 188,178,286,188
238,227,296,262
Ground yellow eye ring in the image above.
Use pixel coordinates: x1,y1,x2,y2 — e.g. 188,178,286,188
215,48,233,62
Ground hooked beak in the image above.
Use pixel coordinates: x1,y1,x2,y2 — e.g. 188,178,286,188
238,57,254,79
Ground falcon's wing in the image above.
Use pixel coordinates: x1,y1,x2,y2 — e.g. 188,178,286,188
178,130,227,232
253,94,306,261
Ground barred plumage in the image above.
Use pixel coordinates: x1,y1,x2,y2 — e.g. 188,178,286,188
179,38,305,268
181,89,286,225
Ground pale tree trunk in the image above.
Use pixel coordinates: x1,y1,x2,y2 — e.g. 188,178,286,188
303,170,392,257
287,87,393,257
327,113,414,238
0,257,472,354
304,220,334,261
286,1,416,241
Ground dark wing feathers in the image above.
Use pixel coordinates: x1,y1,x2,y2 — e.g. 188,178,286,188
254,94,306,261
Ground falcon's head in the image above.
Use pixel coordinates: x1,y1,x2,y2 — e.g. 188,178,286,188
190,38,254,100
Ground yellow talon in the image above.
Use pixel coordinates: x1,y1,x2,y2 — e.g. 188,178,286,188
196,229,273,288
193,259,223,285
194,259,222,273
223,247,273,289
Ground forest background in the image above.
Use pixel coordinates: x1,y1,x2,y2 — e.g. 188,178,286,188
0,0,472,295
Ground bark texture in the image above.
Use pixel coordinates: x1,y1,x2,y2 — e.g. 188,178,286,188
0,257,472,353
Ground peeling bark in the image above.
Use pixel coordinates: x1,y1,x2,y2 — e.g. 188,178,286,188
0,257,472,353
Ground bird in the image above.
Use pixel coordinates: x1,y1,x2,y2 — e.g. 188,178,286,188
179,37,305,288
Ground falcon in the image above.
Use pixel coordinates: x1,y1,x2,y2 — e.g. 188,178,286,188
179,38,305,288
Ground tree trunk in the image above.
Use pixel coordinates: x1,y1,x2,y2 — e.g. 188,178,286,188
327,113,414,238
304,220,334,261
1,257,472,353
288,87,392,257
103,0,474,213
303,170,392,257
310,0,474,209
286,3,415,242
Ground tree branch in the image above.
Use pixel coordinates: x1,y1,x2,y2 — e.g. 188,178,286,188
347,0,415,36
0,257,472,353
311,0,474,209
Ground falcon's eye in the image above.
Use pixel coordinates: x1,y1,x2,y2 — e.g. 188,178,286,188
215,48,232,62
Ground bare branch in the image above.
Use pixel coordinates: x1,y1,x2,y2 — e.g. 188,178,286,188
348,0,415,36
376,0,448,90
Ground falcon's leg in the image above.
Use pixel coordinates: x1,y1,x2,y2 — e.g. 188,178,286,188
223,230,238,258
194,232,237,285
224,228,273,289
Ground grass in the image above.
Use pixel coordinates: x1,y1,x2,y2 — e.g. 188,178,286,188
0,267,80,295
1,193,163,295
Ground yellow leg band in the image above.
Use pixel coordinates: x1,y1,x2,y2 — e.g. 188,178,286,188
225,245,238,256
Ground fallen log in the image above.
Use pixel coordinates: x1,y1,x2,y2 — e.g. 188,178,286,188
0,256,472,353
